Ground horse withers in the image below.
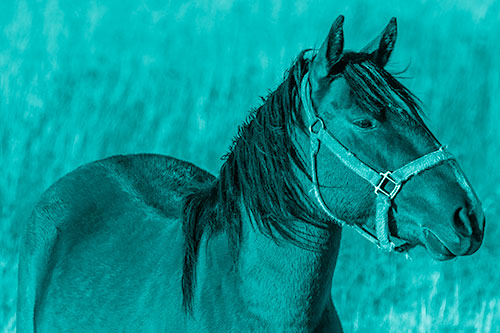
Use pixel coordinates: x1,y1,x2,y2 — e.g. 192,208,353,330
17,16,485,332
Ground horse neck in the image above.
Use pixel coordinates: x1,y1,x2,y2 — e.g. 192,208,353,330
231,103,341,326
192,73,343,327
239,208,341,327
193,202,342,329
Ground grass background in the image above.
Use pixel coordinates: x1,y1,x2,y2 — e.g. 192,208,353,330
1,0,499,331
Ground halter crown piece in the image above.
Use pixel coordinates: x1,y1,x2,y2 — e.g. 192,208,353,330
300,71,458,252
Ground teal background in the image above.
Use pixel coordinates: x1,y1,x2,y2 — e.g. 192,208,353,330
1,0,499,331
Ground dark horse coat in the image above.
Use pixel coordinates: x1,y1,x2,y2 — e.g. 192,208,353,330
18,153,343,331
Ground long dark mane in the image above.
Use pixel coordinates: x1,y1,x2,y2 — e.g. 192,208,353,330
180,50,423,313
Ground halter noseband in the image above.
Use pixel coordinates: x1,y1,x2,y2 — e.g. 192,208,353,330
300,71,456,252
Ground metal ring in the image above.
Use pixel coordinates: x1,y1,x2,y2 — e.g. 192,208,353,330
309,117,325,135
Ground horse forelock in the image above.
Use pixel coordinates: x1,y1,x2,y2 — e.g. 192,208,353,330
339,53,425,125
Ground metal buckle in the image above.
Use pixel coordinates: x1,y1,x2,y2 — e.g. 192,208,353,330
374,171,401,199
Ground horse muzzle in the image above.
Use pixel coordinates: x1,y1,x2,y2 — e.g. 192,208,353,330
421,206,485,260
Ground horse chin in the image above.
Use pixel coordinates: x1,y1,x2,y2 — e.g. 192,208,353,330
421,230,457,261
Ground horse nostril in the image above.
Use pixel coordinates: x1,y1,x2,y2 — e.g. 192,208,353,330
453,207,473,237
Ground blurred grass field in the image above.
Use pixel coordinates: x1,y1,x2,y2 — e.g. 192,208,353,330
1,0,500,331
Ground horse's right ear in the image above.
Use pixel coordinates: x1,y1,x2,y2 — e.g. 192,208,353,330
311,15,344,81
361,18,397,67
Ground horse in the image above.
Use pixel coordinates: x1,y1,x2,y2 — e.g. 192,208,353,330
17,16,485,332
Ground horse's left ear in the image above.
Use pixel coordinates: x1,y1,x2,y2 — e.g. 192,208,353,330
363,17,397,67
311,15,345,81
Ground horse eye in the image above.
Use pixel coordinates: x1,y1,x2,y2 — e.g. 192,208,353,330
353,119,375,129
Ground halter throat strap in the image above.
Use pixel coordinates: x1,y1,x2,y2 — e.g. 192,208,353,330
300,71,455,252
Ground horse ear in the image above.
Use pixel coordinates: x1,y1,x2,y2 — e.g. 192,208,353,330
363,17,397,67
311,15,344,80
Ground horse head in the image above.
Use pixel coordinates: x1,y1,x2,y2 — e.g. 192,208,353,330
303,16,485,260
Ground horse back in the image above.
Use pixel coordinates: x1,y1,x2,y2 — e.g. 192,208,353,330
17,154,214,332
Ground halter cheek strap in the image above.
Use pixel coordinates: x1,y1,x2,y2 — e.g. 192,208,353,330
300,71,457,252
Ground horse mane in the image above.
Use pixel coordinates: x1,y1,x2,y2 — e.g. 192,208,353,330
180,50,423,313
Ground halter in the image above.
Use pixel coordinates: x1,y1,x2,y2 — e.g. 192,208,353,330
300,71,457,252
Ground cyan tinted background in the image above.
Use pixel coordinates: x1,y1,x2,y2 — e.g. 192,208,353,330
1,0,499,331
